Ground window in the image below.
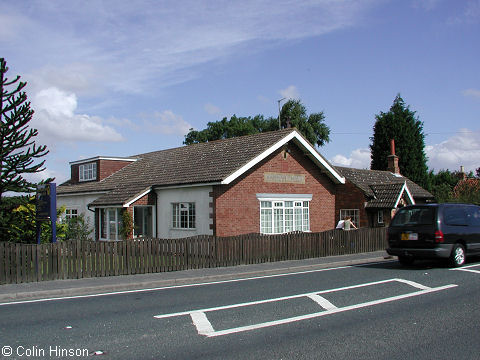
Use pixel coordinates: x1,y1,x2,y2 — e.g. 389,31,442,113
466,206,480,227
172,203,196,229
260,200,310,234
79,162,97,182
391,207,434,226
100,208,123,240
65,208,78,219
134,206,153,238
339,209,360,228
444,207,467,226
377,210,384,224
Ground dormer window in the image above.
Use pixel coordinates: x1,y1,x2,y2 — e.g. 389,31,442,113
79,162,97,182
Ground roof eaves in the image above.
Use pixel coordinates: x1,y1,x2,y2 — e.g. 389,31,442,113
123,187,153,207
394,182,415,207
153,181,222,190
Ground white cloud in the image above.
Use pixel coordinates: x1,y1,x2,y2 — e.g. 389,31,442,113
143,110,193,135
204,103,222,115
31,87,124,146
331,148,371,169
426,128,480,173
27,63,103,96
1,1,377,95
463,88,480,99
23,167,68,187
448,0,480,24
279,85,300,100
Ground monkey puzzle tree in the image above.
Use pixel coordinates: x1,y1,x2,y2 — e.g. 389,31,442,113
0,58,49,201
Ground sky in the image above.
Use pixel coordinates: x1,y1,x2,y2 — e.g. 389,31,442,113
1,0,479,185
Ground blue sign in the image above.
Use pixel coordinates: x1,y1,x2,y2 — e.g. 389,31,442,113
36,183,57,243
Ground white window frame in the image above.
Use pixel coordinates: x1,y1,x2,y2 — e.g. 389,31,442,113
339,209,360,228
99,207,123,241
257,194,312,234
65,208,78,219
79,162,97,182
172,202,196,230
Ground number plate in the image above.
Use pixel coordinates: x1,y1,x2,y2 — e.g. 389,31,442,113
401,233,418,240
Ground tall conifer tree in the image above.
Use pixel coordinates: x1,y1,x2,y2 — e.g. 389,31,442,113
370,94,428,187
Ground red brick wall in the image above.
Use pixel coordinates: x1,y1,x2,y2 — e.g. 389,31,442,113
130,192,156,206
212,144,336,237
71,160,133,184
335,180,368,228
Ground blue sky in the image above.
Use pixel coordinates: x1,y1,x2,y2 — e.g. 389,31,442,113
1,0,479,185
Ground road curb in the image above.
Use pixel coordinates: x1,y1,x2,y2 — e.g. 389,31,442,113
0,255,393,303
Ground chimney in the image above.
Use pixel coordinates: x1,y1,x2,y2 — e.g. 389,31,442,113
387,139,400,174
459,166,467,181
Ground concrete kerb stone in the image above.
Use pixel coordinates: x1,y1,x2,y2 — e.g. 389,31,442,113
0,253,393,303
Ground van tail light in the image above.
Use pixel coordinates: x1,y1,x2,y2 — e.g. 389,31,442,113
435,230,444,243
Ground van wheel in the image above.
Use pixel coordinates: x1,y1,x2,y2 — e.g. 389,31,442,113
398,256,415,266
449,244,465,267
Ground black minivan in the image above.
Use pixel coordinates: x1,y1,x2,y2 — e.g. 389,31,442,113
387,203,480,267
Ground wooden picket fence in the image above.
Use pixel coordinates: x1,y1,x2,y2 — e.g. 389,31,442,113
0,227,387,285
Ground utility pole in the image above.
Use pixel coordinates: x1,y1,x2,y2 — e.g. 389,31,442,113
277,98,286,130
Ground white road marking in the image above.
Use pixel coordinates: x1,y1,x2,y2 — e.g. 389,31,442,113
154,278,457,337
190,311,215,336
307,294,337,310
207,284,457,337
450,264,480,274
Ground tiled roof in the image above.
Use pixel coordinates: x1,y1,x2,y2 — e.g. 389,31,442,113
58,129,343,206
335,166,433,201
366,183,407,208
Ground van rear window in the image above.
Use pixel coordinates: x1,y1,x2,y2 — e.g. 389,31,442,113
391,208,434,226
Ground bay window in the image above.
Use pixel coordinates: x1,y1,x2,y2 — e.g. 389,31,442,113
258,194,311,234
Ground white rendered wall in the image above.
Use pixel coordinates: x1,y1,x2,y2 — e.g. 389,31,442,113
155,186,213,239
56,193,101,237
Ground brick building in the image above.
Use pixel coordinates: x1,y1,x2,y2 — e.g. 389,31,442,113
335,140,434,228
57,129,433,240
57,129,345,240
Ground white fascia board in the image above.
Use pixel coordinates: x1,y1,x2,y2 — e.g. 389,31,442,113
292,133,345,184
394,182,415,208
221,130,345,185
153,182,221,191
256,193,313,201
69,156,137,166
124,188,152,207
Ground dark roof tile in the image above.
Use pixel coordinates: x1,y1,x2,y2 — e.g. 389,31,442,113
335,166,433,200
59,129,301,206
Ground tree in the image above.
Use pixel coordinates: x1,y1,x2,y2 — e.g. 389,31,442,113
426,169,459,203
184,99,330,147
370,94,428,187
280,99,330,147
0,58,49,201
453,178,480,205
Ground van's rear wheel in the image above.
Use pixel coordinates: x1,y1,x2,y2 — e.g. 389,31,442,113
449,244,465,267
398,255,415,266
